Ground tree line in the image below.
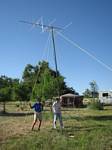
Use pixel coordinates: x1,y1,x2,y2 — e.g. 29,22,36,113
0,61,78,112
0,60,99,113
83,80,99,98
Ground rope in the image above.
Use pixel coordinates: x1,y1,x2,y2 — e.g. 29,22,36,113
57,31,112,72
24,33,51,123
63,22,72,30
30,32,51,101
41,32,51,61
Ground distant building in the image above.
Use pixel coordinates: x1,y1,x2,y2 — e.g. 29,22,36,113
60,93,83,107
99,91,112,105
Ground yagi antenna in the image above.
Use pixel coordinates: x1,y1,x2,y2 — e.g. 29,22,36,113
19,18,72,96
19,18,72,72
19,19,63,96
19,20,63,32
41,16,44,32
29,17,42,31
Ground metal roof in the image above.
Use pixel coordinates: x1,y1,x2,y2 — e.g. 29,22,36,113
60,93,82,98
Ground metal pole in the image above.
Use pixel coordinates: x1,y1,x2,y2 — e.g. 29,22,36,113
51,28,60,97
51,28,58,77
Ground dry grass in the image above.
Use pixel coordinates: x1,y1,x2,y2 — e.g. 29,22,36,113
0,103,112,149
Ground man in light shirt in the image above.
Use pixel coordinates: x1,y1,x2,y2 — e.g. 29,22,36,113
52,97,64,129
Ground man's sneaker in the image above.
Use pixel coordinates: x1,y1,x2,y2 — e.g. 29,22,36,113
61,126,64,129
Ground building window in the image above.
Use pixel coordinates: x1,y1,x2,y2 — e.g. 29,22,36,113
102,93,108,97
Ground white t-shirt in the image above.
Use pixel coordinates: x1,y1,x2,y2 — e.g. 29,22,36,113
52,101,61,113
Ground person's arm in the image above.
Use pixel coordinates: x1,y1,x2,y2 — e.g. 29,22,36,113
40,103,43,111
58,102,61,112
52,102,56,113
29,102,35,109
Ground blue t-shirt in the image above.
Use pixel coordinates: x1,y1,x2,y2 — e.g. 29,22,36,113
31,102,42,112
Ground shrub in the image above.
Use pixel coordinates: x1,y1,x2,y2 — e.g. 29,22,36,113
87,99,104,110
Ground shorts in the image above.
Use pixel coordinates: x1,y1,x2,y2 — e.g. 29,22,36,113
34,112,42,121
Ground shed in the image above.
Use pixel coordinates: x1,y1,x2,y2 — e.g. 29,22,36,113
60,93,83,107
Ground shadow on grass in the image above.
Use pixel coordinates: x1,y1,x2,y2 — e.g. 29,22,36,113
0,111,33,117
85,115,112,121
65,124,105,131
58,123,110,137
47,124,107,138
63,115,112,121
62,106,87,111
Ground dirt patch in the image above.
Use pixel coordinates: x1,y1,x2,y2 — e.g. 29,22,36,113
0,115,52,143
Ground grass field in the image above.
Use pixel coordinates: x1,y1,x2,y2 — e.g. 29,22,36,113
0,103,112,150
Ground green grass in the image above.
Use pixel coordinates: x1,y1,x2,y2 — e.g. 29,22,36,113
0,104,112,150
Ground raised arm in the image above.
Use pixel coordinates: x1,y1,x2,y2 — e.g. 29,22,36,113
29,102,32,109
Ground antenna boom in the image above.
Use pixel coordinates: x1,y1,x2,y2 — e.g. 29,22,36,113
19,20,63,31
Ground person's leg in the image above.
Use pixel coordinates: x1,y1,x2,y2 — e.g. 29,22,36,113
31,113,37,130
53,113,57,128
32,121,37,130
38,120,42,130
58,113,64,128
38,113,42,130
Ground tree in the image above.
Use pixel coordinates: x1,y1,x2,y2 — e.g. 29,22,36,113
0,60,77,109
22,64,38,85
22,61,76,101
0,76,21,112
83,88,91,98
33,64,64,99
83,81,99,98
89,80,98,98
0,87,12,113
22,64,39,101
0,75,12,113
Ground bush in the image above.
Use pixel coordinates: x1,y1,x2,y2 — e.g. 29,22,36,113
16,103,20,107
87,99,104,110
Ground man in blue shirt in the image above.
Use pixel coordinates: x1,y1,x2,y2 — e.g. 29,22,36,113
29,97,43,131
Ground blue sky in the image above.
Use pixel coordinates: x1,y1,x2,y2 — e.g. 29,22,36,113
0,0,112,94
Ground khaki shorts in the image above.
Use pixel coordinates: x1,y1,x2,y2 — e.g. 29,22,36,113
34,112,42,121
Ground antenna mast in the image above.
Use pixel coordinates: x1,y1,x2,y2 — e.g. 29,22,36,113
51,27,58,77
20,19,62,96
